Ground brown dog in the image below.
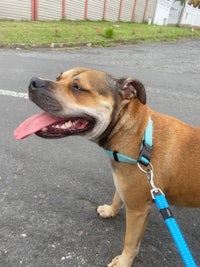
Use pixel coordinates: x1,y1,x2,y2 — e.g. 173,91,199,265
14,67,200,267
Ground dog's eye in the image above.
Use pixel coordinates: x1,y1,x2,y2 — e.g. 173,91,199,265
72,84,81,91
71,83,88,93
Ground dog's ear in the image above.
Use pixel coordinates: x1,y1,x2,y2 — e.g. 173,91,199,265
118,78,146,104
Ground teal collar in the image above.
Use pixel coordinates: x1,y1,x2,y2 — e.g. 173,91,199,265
103,117,153,166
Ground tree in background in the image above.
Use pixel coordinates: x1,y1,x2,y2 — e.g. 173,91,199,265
176,0,200,7
189,0,200,7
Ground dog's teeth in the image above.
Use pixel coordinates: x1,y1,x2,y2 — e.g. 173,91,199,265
41,127,47,132
64,121,73,128
61,124,67,129
50,120,76,130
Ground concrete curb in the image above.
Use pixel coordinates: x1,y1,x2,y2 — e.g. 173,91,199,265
0,36,189,50
0,39,144,50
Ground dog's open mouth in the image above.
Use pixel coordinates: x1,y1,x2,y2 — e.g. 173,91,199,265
36,116,95,138
14,112,95,139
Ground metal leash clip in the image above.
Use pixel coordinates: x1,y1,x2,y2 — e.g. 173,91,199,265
137,162,164,199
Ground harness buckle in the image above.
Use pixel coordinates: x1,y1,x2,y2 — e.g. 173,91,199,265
138,141,152,166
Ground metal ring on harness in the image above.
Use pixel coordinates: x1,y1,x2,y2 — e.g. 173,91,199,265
137,161,153,174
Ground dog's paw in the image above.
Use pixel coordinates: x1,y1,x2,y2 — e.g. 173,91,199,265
97,204,116,218
107,255,132,267
107,256,120,266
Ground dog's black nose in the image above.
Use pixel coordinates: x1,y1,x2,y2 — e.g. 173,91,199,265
29,77,46,91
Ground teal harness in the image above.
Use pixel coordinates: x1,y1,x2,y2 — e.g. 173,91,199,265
103,117,153,166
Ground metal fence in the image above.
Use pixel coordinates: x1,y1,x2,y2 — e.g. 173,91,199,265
0,0,157,23
0,0,199,26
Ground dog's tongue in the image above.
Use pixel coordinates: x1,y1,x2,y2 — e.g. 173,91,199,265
14,112,61,139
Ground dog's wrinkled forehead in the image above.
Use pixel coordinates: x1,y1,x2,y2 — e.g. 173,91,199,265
57,68,114,96
57,67,89,80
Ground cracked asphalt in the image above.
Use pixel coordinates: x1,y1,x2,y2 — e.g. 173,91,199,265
0,39,200,267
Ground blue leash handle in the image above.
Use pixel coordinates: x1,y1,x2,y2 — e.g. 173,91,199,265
154,193,198,267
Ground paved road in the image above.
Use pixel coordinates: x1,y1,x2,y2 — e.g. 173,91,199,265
0,39,200,267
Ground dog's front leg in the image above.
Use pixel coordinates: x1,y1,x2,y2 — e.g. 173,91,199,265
108,203,152,267
97,190,123,218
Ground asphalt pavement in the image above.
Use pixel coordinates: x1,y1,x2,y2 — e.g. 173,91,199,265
0,39,200,267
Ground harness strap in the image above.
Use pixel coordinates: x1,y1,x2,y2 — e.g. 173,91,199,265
103,117,153,166
103,149,137,164
138,117,153,166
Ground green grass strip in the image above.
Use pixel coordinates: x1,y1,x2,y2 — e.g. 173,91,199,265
0,20,199,49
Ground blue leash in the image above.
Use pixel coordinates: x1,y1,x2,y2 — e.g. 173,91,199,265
104,117,198,266
154,193,198,267
138,163,198,267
